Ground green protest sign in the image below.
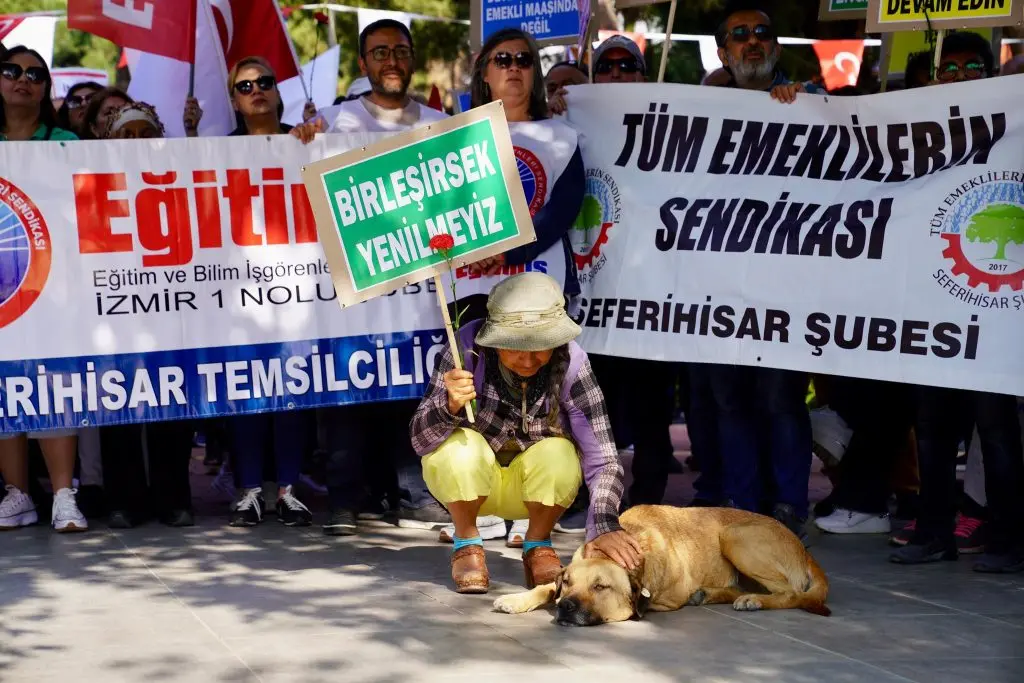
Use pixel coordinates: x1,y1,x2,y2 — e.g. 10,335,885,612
819,0,868,21
302,101,535,308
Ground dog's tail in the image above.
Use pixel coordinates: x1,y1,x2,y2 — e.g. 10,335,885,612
797,553,831,617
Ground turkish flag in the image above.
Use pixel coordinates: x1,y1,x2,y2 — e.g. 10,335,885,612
68,0,197,63
813,40,865,91
210,0,300,81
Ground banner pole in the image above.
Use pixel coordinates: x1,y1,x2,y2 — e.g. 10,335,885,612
878,32,892,93
932,29,946,81
433,274,475,424
657,0,678,83
188,63,195,98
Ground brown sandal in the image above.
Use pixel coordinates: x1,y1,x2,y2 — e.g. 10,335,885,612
451,545,489,594
523,546,562,588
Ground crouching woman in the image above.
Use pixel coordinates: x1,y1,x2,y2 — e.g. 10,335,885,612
410,273,641,593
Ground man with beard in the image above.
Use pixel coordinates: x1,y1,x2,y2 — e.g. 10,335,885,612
292,19,446,136
714,4,824,101
292,20,451,536
695,3,821,541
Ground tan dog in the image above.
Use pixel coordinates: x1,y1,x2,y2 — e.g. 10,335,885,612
493,505,830,626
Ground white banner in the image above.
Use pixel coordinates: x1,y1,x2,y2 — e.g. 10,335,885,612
0,134,447,433
51,68,109,100
565,78,1024,396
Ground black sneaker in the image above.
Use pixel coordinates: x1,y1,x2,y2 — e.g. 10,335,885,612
397,501,451,529
107,510,135,529
161,509,195,527
358,496,393,521
323,509,358,536
229,487,265,527
276,485,312,527
973,547,1024,574
773,503,809,545
889,535,957,564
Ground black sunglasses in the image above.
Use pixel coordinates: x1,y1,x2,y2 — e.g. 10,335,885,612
233,75,276,95
728,24,775,44
0,62,47,85
595,57,641,75
937,59,986,81
491,51,534,70
365,45,413,62
65,92,95,109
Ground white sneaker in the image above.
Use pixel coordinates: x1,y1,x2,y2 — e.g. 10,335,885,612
51,488,88,533
814,508,890,535
437,515,505,543
506,519,529,548
0,485,38,529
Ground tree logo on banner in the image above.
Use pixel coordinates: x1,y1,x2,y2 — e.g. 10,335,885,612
570,167,620,279
0,177,52,329
514,146,547,217
936,178,1024,297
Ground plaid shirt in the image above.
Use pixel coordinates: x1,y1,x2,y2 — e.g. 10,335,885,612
410,321,624,541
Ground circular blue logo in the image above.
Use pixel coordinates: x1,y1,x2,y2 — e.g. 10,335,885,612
0,201,32,304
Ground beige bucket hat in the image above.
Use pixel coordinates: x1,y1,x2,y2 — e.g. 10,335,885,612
474,273,581,352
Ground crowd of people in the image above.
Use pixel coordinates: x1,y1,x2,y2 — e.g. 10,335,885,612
1,5,1022,596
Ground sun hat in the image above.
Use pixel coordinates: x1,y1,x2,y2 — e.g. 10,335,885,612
474,273,582,352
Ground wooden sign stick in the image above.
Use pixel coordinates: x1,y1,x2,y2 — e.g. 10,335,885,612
433,273,475,423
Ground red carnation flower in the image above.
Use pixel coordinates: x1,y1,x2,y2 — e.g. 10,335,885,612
314,11,329,24
429,234,455,251
281,7,294,18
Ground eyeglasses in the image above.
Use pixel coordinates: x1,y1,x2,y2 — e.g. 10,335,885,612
727,24,775,44
65,92,95,109
594,57,641,75
937,59,986,81
233,75,276,95
491,51,534,70
0,62,47,85
365,45,413,62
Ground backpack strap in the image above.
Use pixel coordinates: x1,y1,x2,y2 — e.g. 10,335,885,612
43,125,53,141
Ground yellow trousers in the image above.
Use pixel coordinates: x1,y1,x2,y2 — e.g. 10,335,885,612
422,429,582,520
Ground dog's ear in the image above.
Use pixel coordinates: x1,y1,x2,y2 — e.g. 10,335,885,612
553,568,566,601
628,559,650,620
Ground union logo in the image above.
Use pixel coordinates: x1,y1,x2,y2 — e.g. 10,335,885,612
0,177,52,329
570,168,621,275
935,176,1024,294
514,146,547,217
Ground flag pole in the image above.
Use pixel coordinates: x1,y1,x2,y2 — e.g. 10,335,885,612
657,0,678,83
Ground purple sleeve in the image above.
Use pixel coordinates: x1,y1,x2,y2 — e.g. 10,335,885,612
564,354,624,541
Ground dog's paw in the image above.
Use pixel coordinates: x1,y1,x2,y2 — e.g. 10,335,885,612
493,593,531,614
732,594,763,612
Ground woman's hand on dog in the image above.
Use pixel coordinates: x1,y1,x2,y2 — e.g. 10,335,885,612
585,530,643,570
444,369,477,416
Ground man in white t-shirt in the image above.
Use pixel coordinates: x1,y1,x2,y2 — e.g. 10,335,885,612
291,19,446,141
295,19,452,536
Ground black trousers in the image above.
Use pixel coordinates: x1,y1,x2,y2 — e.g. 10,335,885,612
916,387,1024,550
589,354,677,506
101,420,194,516
323,400,418,512
826,378,914,514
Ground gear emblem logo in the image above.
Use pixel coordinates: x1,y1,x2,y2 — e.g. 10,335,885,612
570,168,621,279
0,177,52,329
936,178,1024,294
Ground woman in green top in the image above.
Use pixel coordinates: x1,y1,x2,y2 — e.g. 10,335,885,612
0,46,77,141
0,45,85,533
